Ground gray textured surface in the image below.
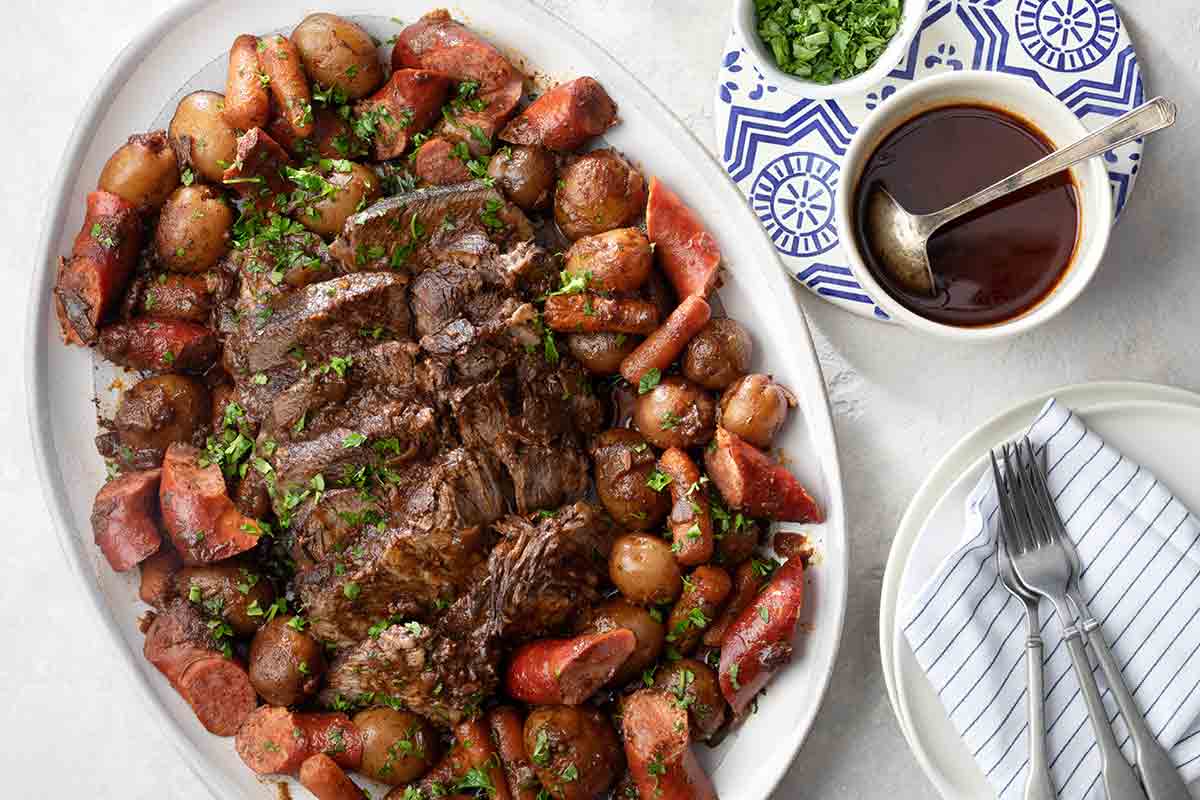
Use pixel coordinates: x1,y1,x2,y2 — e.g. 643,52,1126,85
4,1,1199,797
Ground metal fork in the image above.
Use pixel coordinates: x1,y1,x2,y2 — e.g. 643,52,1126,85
993,441,1147,800
1022,439,1190,800
992,508,1056,800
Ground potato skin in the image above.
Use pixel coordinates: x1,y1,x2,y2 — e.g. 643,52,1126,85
115,374,211,455
682,318,752,391
488,145,557,211
632,376,717,450
554,149,646,240
589,429,669,532
354,707,440,785
718,374,796,449
168,91,239,183
610,533,683,606
299,163,382,238
564,228,652,292
248,615,327,706
155,185,233,273
523,706,624,800
292,13,384,100
174,560,275,636
98,131,180,210
567,332,639,376
577,599,665,687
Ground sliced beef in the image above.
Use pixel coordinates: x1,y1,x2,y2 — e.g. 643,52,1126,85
330,182,532,274
319,503,613,725
297,447,508,647
263,340,443,442
230,273,412,375
290,488,383,568
450,379,590,514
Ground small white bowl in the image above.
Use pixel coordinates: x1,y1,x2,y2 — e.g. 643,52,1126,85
733,0,928,99
834,71,1113,341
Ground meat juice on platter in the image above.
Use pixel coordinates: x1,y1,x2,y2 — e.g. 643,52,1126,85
854,105,1080,326
54,8,825,800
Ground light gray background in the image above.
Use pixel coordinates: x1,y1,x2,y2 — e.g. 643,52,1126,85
4,1,1198,797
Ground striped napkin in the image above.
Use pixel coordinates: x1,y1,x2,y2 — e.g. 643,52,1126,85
900,399,1200,799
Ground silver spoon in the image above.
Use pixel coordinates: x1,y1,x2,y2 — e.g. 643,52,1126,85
865,96,1178,296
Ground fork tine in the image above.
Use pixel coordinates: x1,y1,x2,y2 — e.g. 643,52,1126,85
991,448,1026,554
1001,444,1034,548
1014,442,1054,546
1024,438,1066,533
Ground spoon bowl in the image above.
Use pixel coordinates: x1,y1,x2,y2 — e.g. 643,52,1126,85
864,97,1177,297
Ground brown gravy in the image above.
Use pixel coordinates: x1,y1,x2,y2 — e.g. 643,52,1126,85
854,104,1079,326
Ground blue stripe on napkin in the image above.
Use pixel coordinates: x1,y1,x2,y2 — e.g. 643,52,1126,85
900,399,1200,799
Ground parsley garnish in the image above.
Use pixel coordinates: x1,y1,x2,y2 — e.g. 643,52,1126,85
646,469,673,492
638,368,662,395
756,0,903,84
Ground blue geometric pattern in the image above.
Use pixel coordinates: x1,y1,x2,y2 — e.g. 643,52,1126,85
715,0,1145,321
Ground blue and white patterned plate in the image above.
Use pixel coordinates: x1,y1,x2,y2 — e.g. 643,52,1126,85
714,0,1146,321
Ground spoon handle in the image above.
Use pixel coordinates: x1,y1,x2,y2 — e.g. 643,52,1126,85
922,97,1177,234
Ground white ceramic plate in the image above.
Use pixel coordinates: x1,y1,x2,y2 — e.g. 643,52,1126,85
26,2,847,798
878,382,1200,798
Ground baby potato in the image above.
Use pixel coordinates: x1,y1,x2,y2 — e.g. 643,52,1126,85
248,615,327,707
487,144,557,211
610,533,683,606
353,707,439,785
554,149,647,240
175,561,275,636
155,185,233,273
168,91,239,183
292,13,384,100
567,331,640,376
564,228,653,292
590,428,670,531
298,163,382,238
577,599,665,687
682,318,753,390
718,373,797,448
98,131,179,210
632,376,717,450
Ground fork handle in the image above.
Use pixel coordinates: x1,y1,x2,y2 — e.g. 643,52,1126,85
1023,623,1056,800
1080,616,1191,800
1063,627,1148,800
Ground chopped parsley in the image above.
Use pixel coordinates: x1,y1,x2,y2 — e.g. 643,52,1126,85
646,469,673,492
638,368,662,395
755,0,903,84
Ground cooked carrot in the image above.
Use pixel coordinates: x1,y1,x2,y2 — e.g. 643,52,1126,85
665,566,732,656
543,294,659,335
223,35,270,130
658,447,715,566
258,34,313,139
619,295,711,385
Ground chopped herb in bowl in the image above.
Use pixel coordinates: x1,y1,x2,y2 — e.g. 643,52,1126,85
755,0,904,84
